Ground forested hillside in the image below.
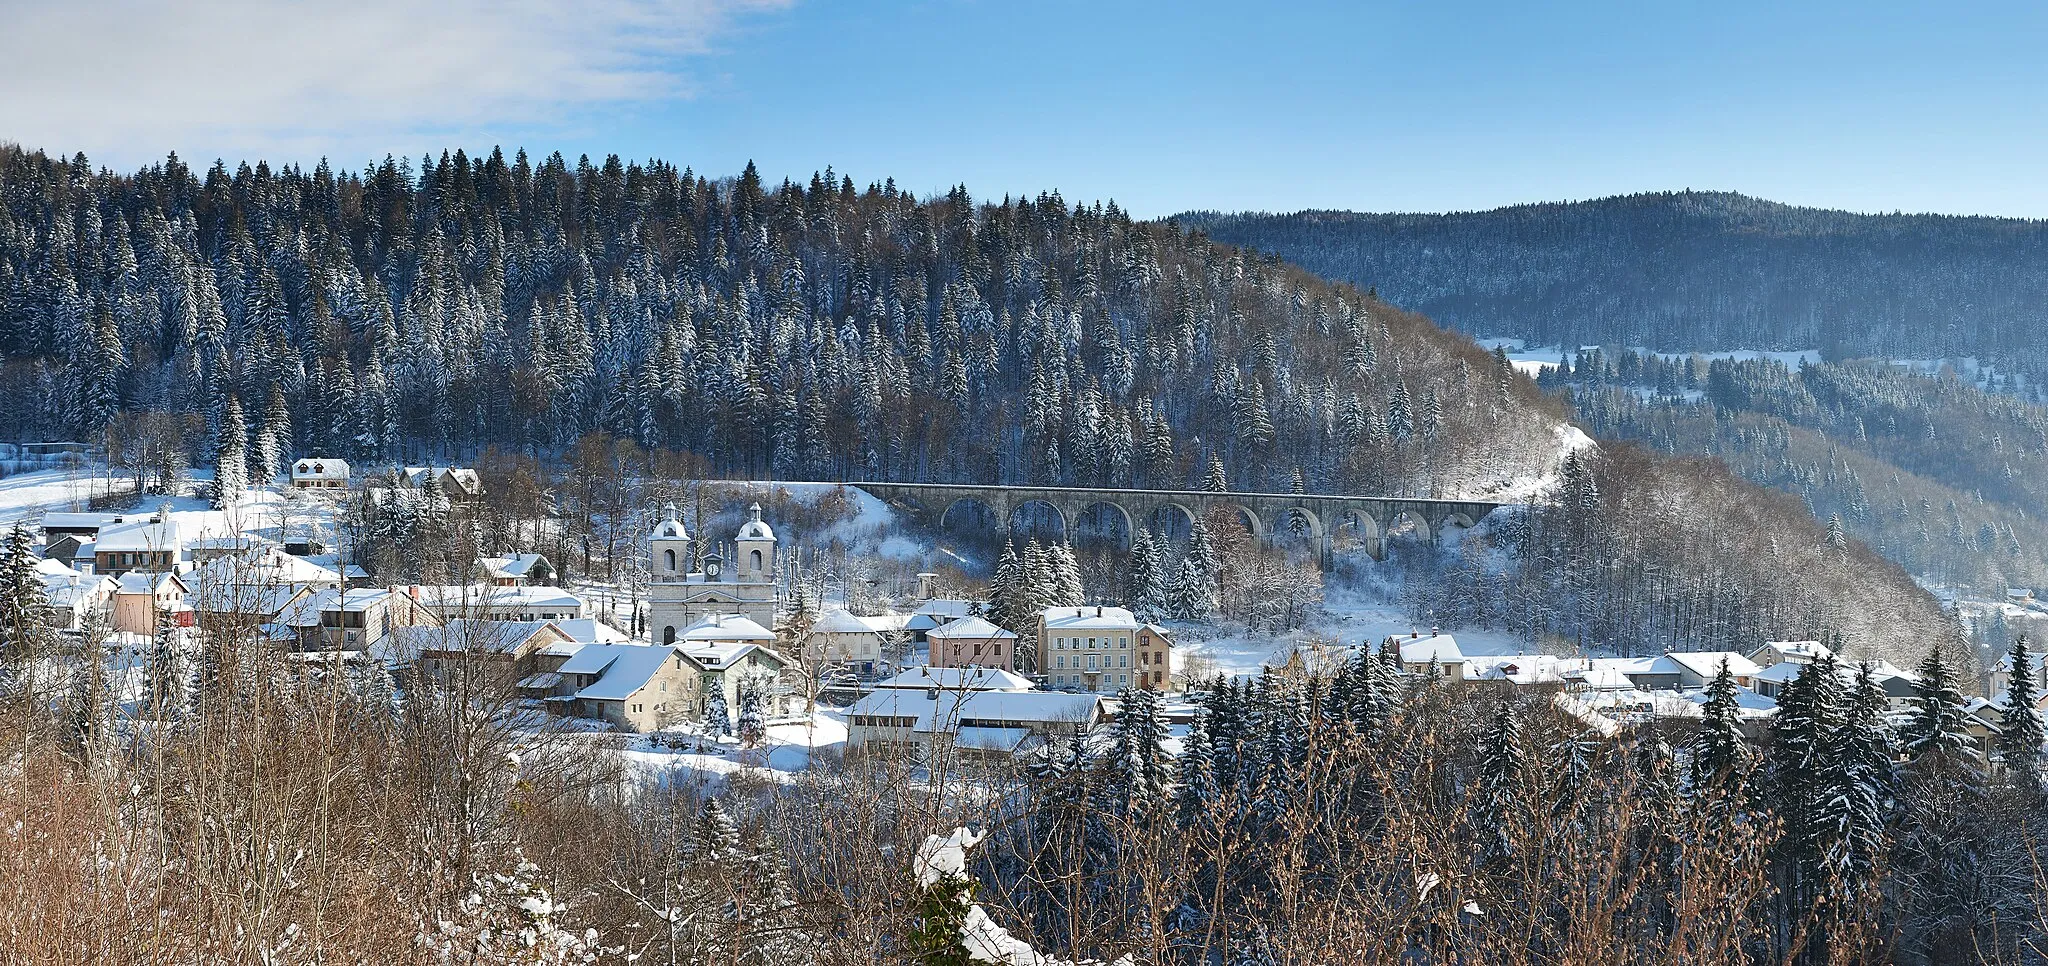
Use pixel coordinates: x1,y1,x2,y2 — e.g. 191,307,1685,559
1180,192,2048,383
0,146,1564,497
1544,348,2048,594
0,146,1957,662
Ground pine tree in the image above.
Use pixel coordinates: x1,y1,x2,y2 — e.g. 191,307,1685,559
1174,704,1220,830
1997,635,2046,791
1201,457,1228,492
213,393,248,508
693,797,742,861
1168,557,1211,622
250,381,291,484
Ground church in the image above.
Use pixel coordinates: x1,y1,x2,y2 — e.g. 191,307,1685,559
647,501,781,642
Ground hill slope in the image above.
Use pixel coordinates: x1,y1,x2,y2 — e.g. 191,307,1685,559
1180,191,2048,382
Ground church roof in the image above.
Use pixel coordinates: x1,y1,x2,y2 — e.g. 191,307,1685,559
735,502,776,541
652,502,688,541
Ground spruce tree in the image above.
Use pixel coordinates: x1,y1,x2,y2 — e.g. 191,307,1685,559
1997,635,2046,791
1473,700,1530,872
213,393,248,508
1201,457,1228,492
1901,644,1974,762
1691,657,1751,796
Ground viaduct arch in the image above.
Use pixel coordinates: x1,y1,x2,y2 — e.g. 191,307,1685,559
856,482,1503,569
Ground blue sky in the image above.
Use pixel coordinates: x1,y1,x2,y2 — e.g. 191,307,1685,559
6,0,2046,217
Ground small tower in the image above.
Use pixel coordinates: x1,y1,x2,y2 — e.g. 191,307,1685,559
734,502,777,583
651,502,691,578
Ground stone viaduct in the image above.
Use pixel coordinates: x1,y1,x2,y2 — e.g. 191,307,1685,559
851,482,1502,568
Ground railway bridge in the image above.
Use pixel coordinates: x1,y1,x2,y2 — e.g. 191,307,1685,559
851,482,1502,568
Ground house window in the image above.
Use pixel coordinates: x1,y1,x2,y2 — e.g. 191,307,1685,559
1056,656,1065,668
1120,655,1129,668
1087,655,1097,669
994,643,1002,656
664,549,676,572
750,549,763,571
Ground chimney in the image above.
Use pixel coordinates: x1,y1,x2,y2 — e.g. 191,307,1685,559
407,584,419,600
1096,605,1103,617
1431,626,1440,637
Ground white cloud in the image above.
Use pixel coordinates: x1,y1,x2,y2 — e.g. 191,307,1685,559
0,0,789,166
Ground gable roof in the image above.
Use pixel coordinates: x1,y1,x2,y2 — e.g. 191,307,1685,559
479,552,549,578
558,644,686,701
391,619,561,656
291,458,350,479
874,665,1034,692
682,640,788,671
1040,605,1139,631
813,608,881,635
848,687,1100,733
1665,651,1762,679
1394,634,1465,666
94,519,180,554
928,615,1016,640
678,613,776,642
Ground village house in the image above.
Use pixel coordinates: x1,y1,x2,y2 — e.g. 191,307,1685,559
476,552,554,586
646,502,780,635
873,665,1036,692
1619,652,1761,691
111,571,192,635
846,675,1103,756
289,588,440,652
927,615,1019,673
36,559,114,632
289,458,350,490
40,512,118,544
393,619,574,685
550,644,704,732
807,607,896,675
1038,605,1170,692
399,466,484,500
903,598,978,644
1386,631,1468,682
93,515,181,574
1747,640,1832,668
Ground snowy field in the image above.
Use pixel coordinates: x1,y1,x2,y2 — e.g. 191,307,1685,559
1476,337,1822,374
615,710,850,789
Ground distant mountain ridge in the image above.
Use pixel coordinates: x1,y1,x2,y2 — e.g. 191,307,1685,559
1178,191,2048,387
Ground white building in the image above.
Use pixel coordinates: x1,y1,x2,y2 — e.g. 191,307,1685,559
1037,605,1172,692
647,502,779,639
409,584,588,623
290,458,351,490
847,678,1102,755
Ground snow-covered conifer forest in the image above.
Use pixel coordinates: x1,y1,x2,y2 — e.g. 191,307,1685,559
0,146,2026,964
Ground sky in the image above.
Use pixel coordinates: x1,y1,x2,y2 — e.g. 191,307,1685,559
4,0,2047,219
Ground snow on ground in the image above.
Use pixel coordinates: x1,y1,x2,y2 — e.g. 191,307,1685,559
615,709,850,790
695,479,957,565
1171,573,1531,680
0,465,341,546
0,467,122,524
1475,337,1822,374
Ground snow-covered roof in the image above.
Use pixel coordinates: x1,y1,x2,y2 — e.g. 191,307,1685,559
559,644,685,701
391,619,559,656
682,640,787,671
41,511,118,533
928,615,1016,641
115,571,185,595
402,466,481,493
1665,651,1762,679
1040,605,1139,631
291,458,350,480
187,583,311,617
652,503,688,541
94,519,180,554
189,547,340,588
409,584,585,613
914,599,977,618
814,608,882,635
678,613,776,642
1467,654,1566,685
875,665,1035,692
734,502,776,541
1680,685,1778,715
479,552,549,579
1394,634,1465,666
1754,640,1831,664
849,687,1100,733
42,571,113,608
549,618,629,645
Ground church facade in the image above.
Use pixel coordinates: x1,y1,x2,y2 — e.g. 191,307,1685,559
647,502,780,642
